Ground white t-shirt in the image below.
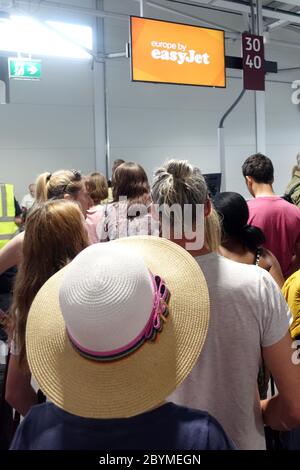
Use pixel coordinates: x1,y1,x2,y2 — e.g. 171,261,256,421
21,193,35,210
10,337,40,394
169,253,291,450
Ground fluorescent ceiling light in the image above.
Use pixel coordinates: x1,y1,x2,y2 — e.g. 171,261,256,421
0,15,93,59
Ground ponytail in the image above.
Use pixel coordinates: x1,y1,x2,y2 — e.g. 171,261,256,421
214,191,266,251
35,170,82,202
205,208,221,252
36,172,51,202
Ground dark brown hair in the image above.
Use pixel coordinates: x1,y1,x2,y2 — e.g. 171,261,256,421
87,172,108,205
112,162,151,206
112,159,125,176
242,154,274,184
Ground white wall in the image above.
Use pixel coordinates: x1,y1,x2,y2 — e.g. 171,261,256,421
0,0,299,201
0,56,95,201
0,0,97,201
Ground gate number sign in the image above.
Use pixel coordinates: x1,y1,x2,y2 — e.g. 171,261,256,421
242,33,265,91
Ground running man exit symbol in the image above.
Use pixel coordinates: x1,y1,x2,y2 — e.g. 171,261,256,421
8,58,41,80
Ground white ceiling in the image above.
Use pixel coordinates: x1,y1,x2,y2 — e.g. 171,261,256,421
166,0,300,31
2,0,300,45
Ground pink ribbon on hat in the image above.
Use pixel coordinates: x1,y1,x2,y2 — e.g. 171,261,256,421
67,273,170,362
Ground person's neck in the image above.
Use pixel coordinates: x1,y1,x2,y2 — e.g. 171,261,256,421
253,184,275,198
170,238,211,258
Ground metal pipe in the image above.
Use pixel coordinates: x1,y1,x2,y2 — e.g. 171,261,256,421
165,0,238,14
218,88,246,191
92,0,110,177
272,0,300,5
103,60,110,179
250,0,255,34
267,19,290,31
219,89,246,129
253,1,266,155
140,0,145,17
11,0,300,26
227,75,293,85
256,0,263,36
277,67,300,72
207,0,300,26
8,0,300,55
9,0,300,49
12,0,242,35
106,52,127,59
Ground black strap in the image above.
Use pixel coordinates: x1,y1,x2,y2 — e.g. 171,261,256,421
285,180,300,199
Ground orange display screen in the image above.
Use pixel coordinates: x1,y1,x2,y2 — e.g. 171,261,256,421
130,16,226,88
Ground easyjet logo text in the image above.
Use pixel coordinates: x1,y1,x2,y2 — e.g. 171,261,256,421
151,40,210,65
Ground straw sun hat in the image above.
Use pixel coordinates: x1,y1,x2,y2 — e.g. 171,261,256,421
26,236,209,418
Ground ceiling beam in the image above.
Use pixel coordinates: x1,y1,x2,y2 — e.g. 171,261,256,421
7,0,300,33
267,19,290,31
203,0,300,26
271,0,300,6
142,0,241,32
10,0,128,20
10,0,300,27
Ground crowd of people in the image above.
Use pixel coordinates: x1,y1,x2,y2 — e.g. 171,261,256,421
0,152,300,450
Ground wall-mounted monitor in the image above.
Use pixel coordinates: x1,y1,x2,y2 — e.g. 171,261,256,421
130,16,226,88
203,173,222,198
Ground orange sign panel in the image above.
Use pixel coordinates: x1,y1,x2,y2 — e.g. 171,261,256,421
130,16,226,88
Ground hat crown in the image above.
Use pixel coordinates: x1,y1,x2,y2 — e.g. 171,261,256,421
59,244,154,353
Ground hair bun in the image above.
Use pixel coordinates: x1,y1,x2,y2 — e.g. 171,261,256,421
166,160,192,181
241,224,265,250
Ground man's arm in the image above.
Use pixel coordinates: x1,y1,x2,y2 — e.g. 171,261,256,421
5,354,38,417
0,231,24,275
262,332,300,430
264,249,285,288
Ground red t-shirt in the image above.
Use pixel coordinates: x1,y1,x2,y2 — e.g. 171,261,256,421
247,196,300,278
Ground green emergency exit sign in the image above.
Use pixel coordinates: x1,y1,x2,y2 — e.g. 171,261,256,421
8,58,41,80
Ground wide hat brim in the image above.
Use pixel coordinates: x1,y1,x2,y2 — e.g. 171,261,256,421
26,236,209,418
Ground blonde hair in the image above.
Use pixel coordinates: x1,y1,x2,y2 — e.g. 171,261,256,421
87,172,108,205
36,170,83,202
151,159,221,251
204,208,222,252
9,199,89,367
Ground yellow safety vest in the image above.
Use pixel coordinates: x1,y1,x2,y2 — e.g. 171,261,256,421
0,183,18,249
